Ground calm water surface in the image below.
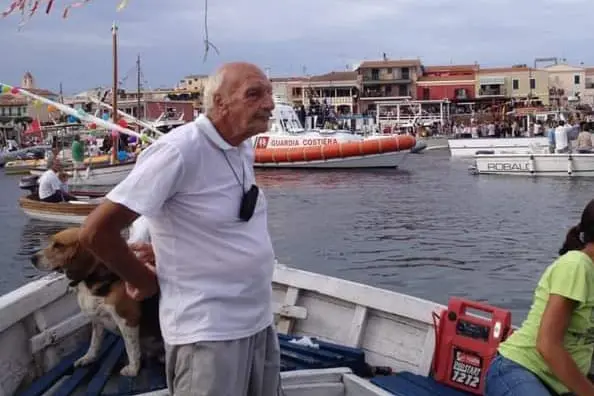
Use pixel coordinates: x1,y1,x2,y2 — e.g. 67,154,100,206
1,150,592,324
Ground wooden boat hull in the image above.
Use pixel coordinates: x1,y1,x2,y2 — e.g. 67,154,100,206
448,137,549,157
254,136,416,168
18,195,100,224
27,154,114,176
4,159,47,175
30,161,135,186
473,153,594,177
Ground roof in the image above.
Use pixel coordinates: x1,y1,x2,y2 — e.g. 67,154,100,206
28,88,57,97
183,74,208,80
309,71,357,82
358,59,421,69
270,76,304,83
0,95,28,106
424,65,479,72
417,75,475,82
544,63,585,72
478,66,540,74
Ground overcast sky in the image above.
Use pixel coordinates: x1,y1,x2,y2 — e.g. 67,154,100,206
0,0,592,94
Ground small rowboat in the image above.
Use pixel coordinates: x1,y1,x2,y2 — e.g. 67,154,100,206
18,194,103,224
254,135,416,168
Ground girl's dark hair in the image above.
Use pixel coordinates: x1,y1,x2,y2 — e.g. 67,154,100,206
559,200,594,255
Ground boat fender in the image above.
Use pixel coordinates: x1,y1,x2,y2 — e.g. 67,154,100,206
432,297,512,395
529,154,535,175
475,150,494,155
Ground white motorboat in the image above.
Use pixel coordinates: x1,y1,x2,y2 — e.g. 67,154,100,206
448,137,549,158
471,152,594,177
252,102,416,169
0,263,511,396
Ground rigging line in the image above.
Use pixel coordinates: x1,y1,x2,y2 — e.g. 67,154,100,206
202,0,219,63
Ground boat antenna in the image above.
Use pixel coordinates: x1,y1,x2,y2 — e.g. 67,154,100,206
202,0,219,62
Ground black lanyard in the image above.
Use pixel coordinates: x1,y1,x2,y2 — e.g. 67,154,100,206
223,151,246,193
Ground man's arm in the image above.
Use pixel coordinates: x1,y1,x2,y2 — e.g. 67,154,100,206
79,201,155,291
79,141,186,293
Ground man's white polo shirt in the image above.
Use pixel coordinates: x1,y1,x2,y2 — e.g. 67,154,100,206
106,115,275,344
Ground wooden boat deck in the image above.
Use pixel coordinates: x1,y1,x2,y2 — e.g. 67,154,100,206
17,332,469,396
17,332,382,396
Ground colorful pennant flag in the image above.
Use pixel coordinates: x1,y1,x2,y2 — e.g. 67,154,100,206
0,0,132,19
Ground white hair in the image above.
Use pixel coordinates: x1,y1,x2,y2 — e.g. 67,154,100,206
202,69,227,116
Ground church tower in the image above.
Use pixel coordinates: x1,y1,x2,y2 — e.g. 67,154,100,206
22,72,35,89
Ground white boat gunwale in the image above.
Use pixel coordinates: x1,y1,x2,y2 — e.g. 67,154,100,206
448,136,549,157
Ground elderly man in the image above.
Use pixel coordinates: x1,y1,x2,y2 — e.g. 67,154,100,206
38,158,78,202
79,62,279,396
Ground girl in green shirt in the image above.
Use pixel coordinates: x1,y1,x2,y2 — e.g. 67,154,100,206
486,199,594,396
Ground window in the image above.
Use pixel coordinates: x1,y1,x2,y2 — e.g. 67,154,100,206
529,78,536,90
401,68,410,80
575,75,581,85
386,68,392,74
512,79,519,90
423,88,430,100
399,85,408,96
455,88,467,99
371,69,379,80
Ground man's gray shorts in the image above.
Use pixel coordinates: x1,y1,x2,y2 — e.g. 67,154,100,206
165,325,281,396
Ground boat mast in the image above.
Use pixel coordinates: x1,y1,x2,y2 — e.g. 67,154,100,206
111,22,119,164
136,53,142,132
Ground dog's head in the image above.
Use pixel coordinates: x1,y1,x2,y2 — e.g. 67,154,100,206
31,227,99,283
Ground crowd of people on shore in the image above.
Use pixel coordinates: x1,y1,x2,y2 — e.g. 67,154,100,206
451,118,594,153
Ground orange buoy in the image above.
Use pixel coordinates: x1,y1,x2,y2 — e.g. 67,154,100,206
255,135,416,163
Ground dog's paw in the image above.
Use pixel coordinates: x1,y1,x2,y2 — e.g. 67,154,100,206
74,355,96,367
120,364,140,377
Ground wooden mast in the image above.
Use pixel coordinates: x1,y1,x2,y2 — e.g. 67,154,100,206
136,54,142,133
111,22,119,164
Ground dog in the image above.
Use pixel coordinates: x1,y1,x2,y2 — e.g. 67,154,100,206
31,224,162,377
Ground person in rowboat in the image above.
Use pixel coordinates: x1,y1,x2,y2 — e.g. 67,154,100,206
37,158,78,202
79,62,279,396
485,199,594,396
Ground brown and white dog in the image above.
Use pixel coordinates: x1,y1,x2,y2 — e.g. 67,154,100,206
31,227,162,376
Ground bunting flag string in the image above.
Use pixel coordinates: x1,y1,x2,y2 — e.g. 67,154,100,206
1,0,131,19
0,83,155,143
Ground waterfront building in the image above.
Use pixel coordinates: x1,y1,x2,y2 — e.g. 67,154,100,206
476,65,550,106
356,57,422,114
271,72,359,114
416,65,478,102
545,63,586,107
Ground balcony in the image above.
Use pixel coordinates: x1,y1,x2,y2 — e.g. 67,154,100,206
478,87,507,97
360,89,411,99
361,75,412,84
549,87,565,97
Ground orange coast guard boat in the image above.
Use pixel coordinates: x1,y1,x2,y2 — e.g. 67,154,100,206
255,135,416,168
252,101,416,169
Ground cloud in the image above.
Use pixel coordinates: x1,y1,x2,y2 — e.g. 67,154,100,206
0,0,593,92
